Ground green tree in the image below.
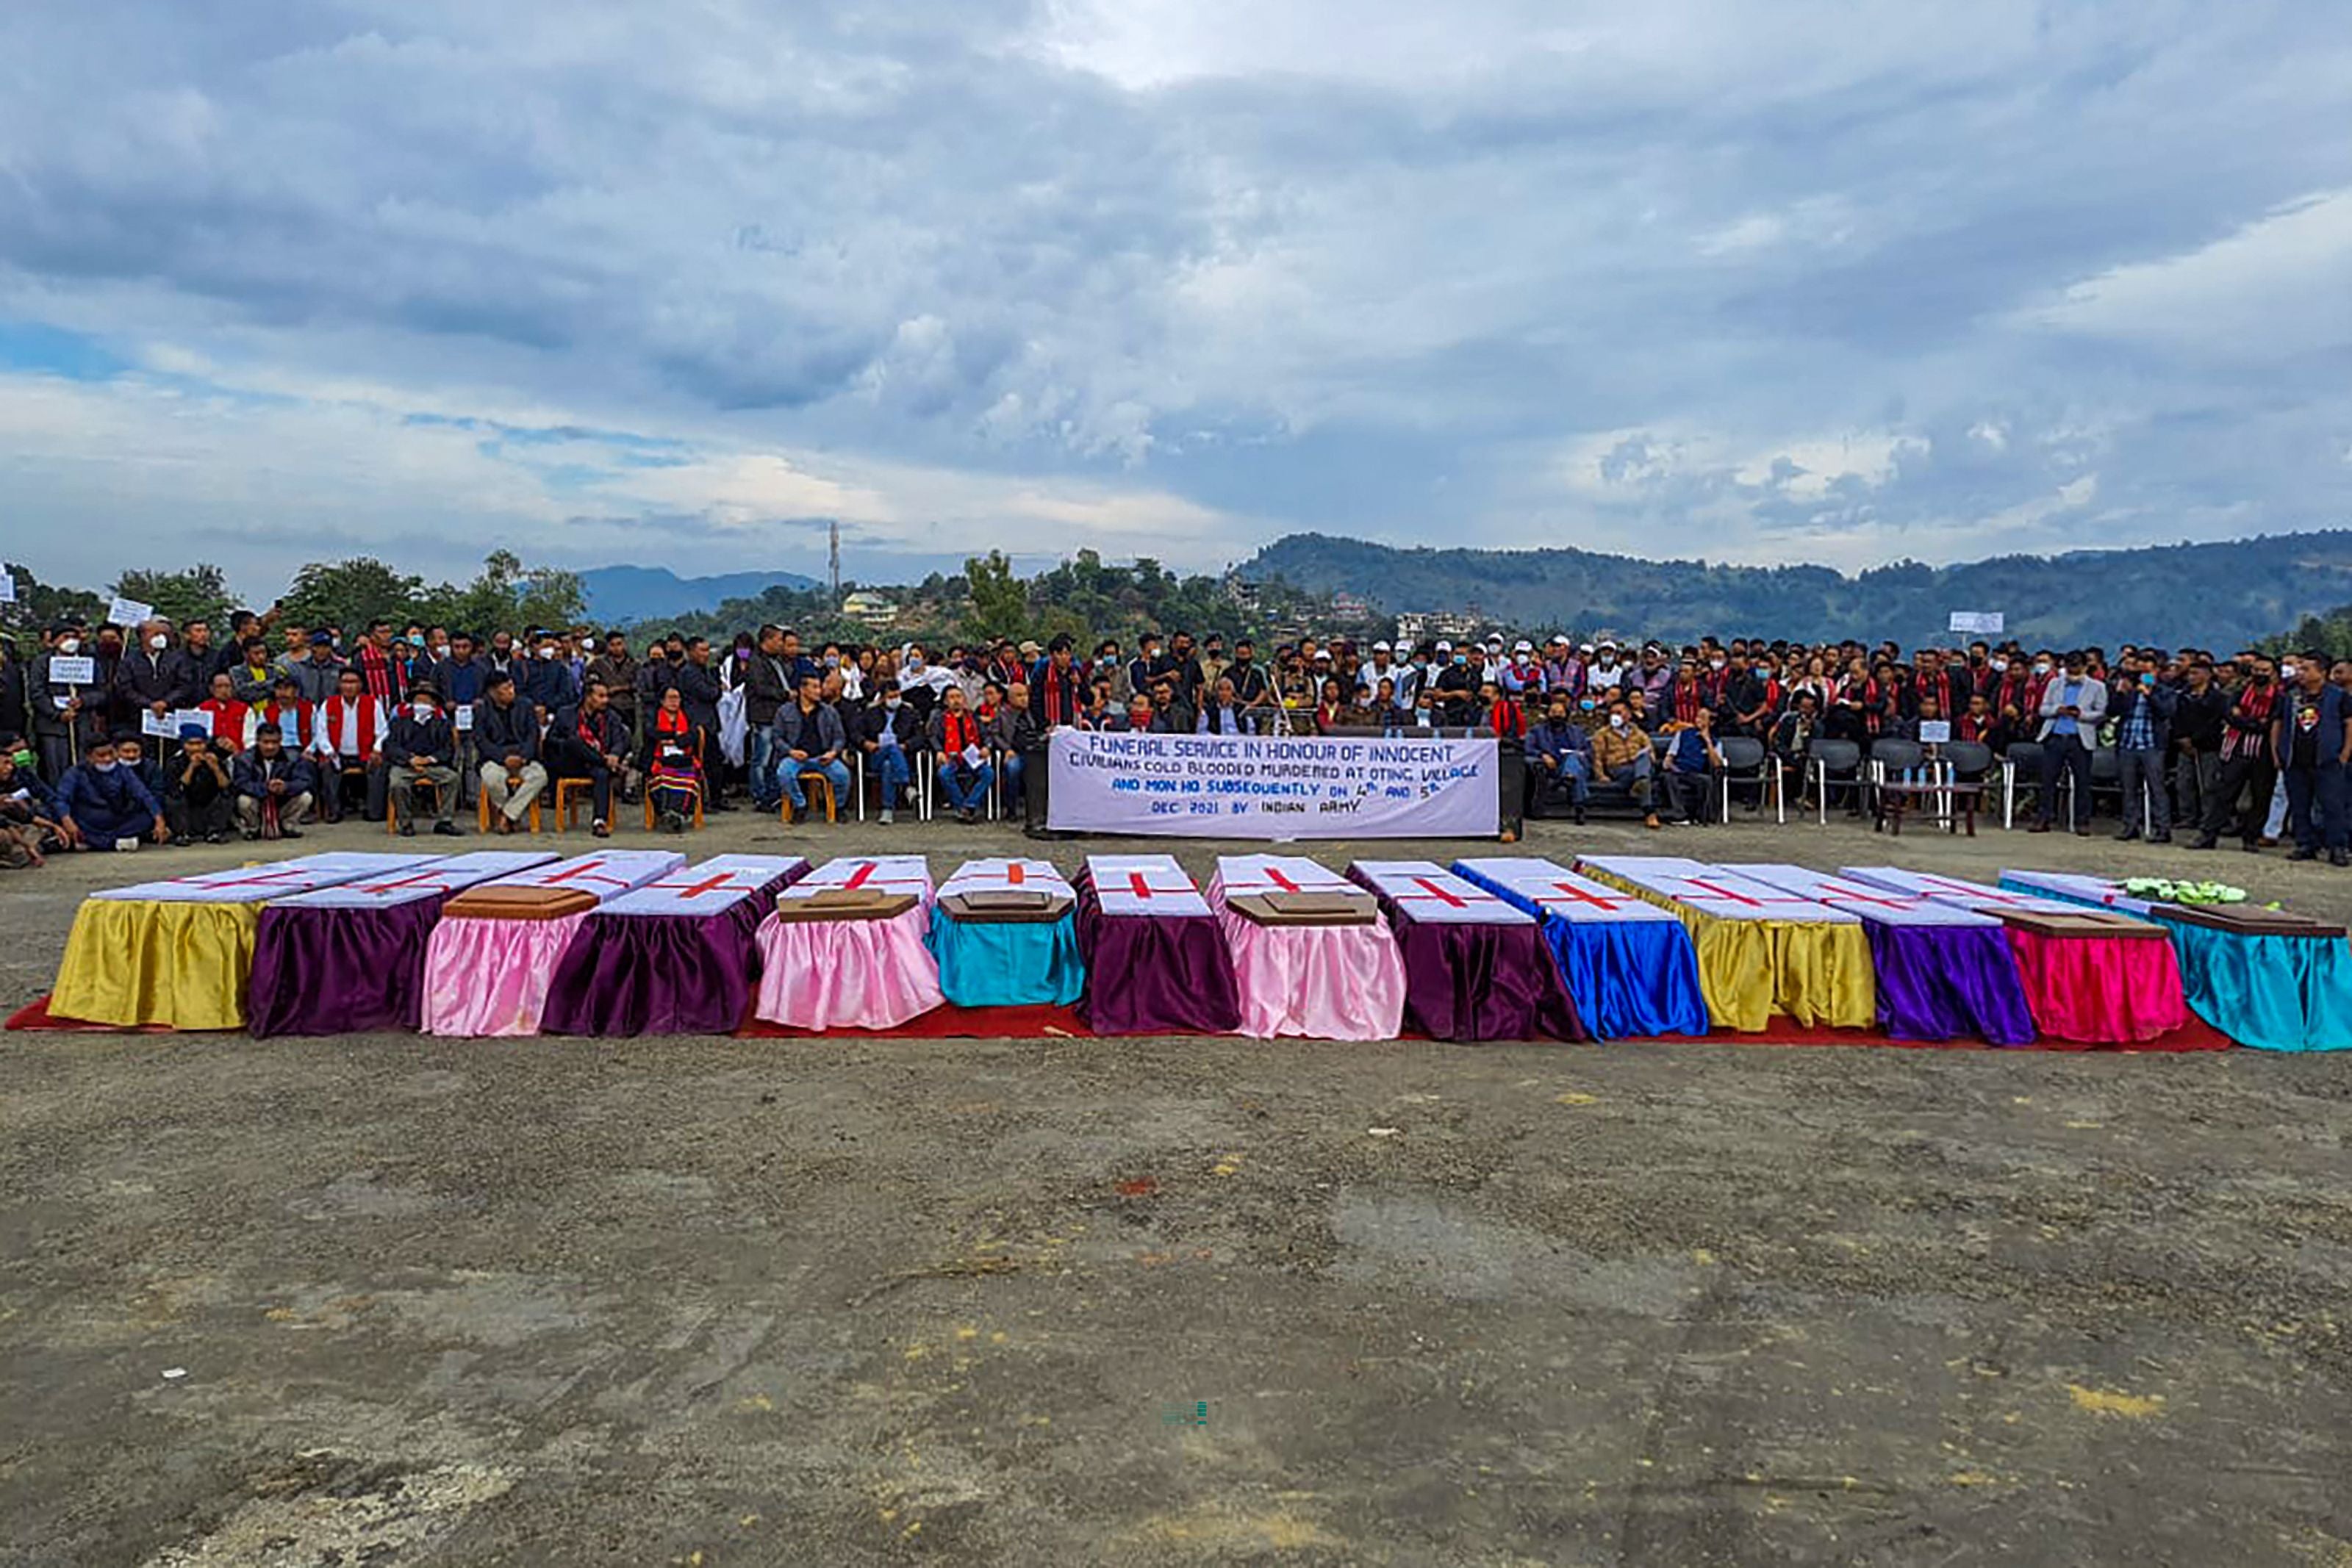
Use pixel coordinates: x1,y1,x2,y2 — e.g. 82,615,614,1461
1,563,105,656
961,550,1029,644
435,550,588,636
275,557,430,635
112,564,236,629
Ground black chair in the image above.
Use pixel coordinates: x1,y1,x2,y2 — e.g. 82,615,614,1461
1806,739,1863,822
1943,739,1993,783
2003,740,2050,830
1715,736,1777,821
2087,746,2123,820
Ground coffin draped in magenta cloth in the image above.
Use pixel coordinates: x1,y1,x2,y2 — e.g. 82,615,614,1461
1452,857,1706,1041
248,850,559,1036
1844,866,2188,1046
753,856,944,1031
50,852,438,1030
539,855,811,1037
925,857,1087,1009
1345,860,1582,1043
1074,855,1242,1035
420,849,687,1037
1576,856,1874,1034
1726,863,2036,1046
1208,854,1405,1040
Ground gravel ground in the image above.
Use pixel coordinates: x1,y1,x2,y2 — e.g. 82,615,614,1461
4,810,2349,1566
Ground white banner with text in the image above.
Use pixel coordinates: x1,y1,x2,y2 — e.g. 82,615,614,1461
1046,730,1499,839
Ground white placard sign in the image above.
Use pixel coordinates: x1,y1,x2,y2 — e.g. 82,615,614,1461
1916,720,1951,744
1948,611,2004,635
1047,730,1498,840
48,655,96,686
108,597,154,629
0,572,15,603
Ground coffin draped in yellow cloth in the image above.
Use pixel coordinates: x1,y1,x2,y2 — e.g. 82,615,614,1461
1582,868,1874,1032
50,899,263,1030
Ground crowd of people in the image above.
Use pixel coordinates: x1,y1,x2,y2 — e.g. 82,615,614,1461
1,608,2346,868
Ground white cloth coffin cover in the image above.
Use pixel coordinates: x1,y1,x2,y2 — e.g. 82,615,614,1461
939,857,1075,899
1351,860,1532,926
1724,863,1999,928
1840,866,2078,916
273,851,559,910
90,852,438,904
1453,857,1678,924
1213,854,1357,896
1997,869,2154,916
600,855,810,917
779,855,934,906
1575,855,1857,924
470,848,686,902
1085,853,1211,918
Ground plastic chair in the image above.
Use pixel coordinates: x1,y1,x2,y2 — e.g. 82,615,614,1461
1806,739,1862,824
2087,746,2123,819
1714,736,1779,822
478,776,542,835
2001,741,2053,830
787,767,838,824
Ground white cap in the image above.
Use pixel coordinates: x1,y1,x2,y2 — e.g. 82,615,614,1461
1435,639,1453,652
1485,635,1503,647
1372,639,1391,651
1578,641,1595,652
1513,639,1533,652
1550,634,1569,645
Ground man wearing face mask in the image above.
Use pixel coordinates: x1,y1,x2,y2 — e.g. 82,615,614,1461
2107,651,2177,843
385,683,462,837
1526,697,1592,823
114,617,198,766
522,630,581,723
1430,644,1476,727
33,622,105,782
858,679,922,825
2029,651,2107,835
56,735,170,850
2273,652,2350,866
1591,697,1662,830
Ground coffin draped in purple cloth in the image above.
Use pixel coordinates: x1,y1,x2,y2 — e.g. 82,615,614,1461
1345,861,1584,1043
1074,855,1242,1035
1726,864,2037,1046
540,855,811,1037
246,851,561,1037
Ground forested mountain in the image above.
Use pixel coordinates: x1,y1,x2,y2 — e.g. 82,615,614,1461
1238,531,2352,649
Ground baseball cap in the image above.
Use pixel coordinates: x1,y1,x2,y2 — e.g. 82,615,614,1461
1435,639,1452,652
1513,639,1532,652
1372,639,1391,652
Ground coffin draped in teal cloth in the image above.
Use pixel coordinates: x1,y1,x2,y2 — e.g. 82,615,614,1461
924,913,1088,1008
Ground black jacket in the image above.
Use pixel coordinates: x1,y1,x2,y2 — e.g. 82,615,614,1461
473,697,542,764
673,661,723,732
386,711,457,769
115,647,198,711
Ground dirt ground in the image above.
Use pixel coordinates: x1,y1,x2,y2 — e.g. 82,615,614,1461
4,808,2350,1566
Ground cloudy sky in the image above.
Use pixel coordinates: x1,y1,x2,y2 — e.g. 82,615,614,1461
1,1,2347,600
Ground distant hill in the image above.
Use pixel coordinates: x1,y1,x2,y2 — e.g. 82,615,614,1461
1238,531,2352,650
579,564,820,624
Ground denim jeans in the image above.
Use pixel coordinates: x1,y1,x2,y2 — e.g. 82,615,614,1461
999,752,1025,810
871,746,910,809
784,757,850,810
748,725,781,808
937,760,994,813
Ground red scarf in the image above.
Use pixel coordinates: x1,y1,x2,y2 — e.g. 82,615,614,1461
1672,680,1706,725
942,711,978,753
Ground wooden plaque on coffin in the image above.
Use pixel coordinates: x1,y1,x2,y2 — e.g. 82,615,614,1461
2151,904,2347,941
440,885,600,921
939,890,1072,924
769,888,919,924
1228,891,1377,927
1996,909,2166,941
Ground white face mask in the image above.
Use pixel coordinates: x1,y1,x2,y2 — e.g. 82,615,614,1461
537,647,555,660
148,634,169,652
1990,658,2008,672
2033,661,2052,676
1609,714,1627,730
57,638,80,655
2280,663,2298,680
884,695,902,709
1709,658,1726,671
412,702,435,719
93,758,118,773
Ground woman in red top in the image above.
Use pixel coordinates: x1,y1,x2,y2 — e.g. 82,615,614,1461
1312,677,1346,735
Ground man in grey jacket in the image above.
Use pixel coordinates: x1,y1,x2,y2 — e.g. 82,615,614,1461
2029,650,2108,835
773,673,848,824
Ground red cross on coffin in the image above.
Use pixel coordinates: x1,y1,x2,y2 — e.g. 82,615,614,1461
1577,856,1857,924
1838,866,2078,916
1452,857,1677,925
89,852,437,904
779,855,934,907
1087,854,1211,918
1352,860,1532,927
273,851,562,909
1724,863,1998,929
600,855,810,918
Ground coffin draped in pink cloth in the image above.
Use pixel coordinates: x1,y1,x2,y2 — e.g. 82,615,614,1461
420,849,687,1037
1211,855,1405,1040
751,855,944,1031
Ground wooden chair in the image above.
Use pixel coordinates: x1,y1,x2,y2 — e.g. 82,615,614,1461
552,777,599,832
387,774,445,835
787,767,839,824
644,785,705,831
477,775,542,834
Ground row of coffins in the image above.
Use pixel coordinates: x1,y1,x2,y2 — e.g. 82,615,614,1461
29,850,2351,1050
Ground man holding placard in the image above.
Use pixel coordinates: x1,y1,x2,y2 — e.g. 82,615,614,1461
114,616,198,766
33,621,104,781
